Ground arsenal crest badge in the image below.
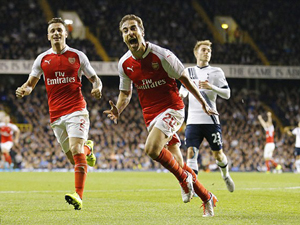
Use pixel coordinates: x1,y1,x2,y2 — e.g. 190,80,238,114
68,57,75,64
152,62,159,70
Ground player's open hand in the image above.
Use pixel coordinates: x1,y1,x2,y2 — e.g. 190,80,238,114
91,87,102,99
103,100,119,124
16,86,32,98
203,104,218,116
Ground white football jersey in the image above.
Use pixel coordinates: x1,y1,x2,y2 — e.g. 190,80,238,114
292,127,300,148
179,65,229,124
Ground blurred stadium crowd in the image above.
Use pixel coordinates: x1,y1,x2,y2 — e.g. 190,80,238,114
1,0,299,65
0,0,299,172
0,77,299,172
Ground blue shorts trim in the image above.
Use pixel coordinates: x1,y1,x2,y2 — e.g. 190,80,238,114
185,124,223,151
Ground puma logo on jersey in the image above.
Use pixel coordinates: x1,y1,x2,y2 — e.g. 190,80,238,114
44,59,51,64
127,66,134,72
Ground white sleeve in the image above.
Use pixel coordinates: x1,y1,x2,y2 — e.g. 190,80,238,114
179,85,189,98
160,49,185,79
211,68,230,99
118,61,132,91
78,51,96,78
29,54,44,79
211,85,230,99
10,123,20,132
292,128,297,135
178,68,189,98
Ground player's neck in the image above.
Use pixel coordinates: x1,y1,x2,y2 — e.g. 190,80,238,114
52,43,66,54
197,61,209,68
131,42,147,59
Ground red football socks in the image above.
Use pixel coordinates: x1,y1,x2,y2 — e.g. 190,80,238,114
269,159,278,168
3,152,12,164
74,153,87,199
265,160,270,171
183,163,210,202
154,148,187,182
183,163,197,182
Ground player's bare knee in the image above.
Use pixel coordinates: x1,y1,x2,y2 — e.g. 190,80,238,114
187,147,195,159
145,144,160,159
66,151,75,165
70,144,83,155
69,158,75,165
213,150,224,161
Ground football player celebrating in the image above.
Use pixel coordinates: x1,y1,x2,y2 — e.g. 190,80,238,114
104,14,218,217
0,114,20,170
258,112,282,173
16,18,102,210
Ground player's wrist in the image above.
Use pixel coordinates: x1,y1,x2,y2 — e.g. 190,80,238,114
210,84,216,91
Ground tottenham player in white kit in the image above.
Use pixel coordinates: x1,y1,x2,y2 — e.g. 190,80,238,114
179,40,235,192
16,18,102,210
104,14,218,217
285,121,300,173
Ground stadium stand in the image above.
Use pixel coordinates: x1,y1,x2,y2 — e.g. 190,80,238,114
200,0,300,65
48,0,262,64
1,0,299,172
0,76,298,172
1,0,263,64
0,0,101,61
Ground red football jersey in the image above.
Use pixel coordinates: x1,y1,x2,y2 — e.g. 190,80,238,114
0,123,19,143
30,46,96,123
118,42,185,126
265,125,274,143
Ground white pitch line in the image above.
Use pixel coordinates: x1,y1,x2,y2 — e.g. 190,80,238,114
0,187,299,194
242,186,300,190
0,189,177,194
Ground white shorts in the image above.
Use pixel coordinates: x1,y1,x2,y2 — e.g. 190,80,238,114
147,108,184,145
264,142,275,159
1,141,13,153
51,109,90,153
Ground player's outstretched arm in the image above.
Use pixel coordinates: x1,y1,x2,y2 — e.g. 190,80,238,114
267,111,273,125
89,75,103,99
16,76,39,98
179,71,218,116
103,90,132,124
257,114,267,129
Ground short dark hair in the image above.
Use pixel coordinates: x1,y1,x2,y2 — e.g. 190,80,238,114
48,17,66,28
119,14,144,33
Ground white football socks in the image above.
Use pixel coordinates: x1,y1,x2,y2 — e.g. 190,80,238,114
296,159,300,173
216,153,229,178
187,147,199,174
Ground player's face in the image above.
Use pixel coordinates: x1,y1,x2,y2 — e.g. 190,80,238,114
4,115,10,123
47,23,67,47
121,20,145,52
197,45,211,62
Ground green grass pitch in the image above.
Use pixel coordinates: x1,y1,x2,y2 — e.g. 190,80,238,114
0,172,299,224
